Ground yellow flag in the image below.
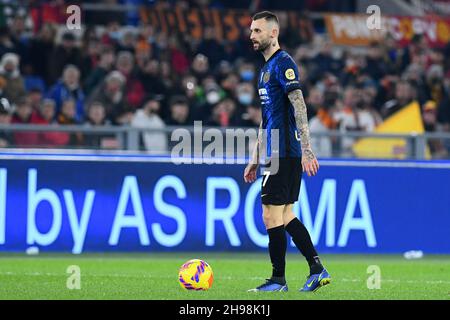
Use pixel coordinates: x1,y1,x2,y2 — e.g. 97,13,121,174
352,101,429,159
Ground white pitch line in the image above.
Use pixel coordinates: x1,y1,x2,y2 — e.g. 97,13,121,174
340,278,450,284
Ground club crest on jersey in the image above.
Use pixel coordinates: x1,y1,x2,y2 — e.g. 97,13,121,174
285,68,295,80
263,72,270,83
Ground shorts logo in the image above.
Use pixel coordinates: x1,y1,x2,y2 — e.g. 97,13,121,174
263,72,270,83
285,68,295,80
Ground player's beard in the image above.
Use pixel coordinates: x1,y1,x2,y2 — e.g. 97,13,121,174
254,38,271,52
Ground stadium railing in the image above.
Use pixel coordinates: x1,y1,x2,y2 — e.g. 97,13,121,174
1,124,449,160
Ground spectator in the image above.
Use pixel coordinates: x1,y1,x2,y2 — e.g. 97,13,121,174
0,26,16,58
87,71,128,124
220,72,240,98
169,34,190,75
9,15,30,65
422,100,448,158
167,96,191,126
47,64,85,121
28,87,44,113
28,23,56,86
361,84,383,127
216,60,233,82
423,64,450,126
139,59,169,100
381,80,416,119
382,34,402,72
116,50,145,110
83,48,116,95
194,77,226,121
364,41,389,81
86,102,110,127
235,82,255,108
401,34,429,73
117,29,136,54
237,61,256,83
0,53,26,104
57,99,79,124
340,51,367,87
56,99,83,146
191,53,210,83
309,87,337,157
239,101,261,127
197,27,225,69
31,99,56,125
206,98,239,127
23,70,46,94
316,73,341,112
153,32,170,60
11,96,40,146
160,60,175,90
174,74,204,121
131,96,168,154
48,31,82,84
374,73,399,111
306,86,324,119
31,99,56,124
311,41,342,78
84,102,116,148
134,37,150,70
0,97,13,147
333,87,378,156
80,34,101,80
31,99,68,147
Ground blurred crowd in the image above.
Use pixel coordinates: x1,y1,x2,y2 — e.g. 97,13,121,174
0,2,449,157
303,36,450,158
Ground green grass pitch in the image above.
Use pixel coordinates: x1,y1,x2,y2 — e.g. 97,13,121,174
0,253,449,300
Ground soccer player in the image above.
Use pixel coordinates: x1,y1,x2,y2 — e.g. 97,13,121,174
244,11,331,292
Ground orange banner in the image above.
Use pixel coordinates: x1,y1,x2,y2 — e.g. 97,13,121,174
325,13,450,47
139,6,313,43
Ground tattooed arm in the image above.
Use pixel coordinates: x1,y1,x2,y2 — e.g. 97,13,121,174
288,89,320,176
244,121,262,183
252,120,263,163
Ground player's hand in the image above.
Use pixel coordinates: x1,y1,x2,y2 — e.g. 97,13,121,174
244,163,259,183
302,149,319,177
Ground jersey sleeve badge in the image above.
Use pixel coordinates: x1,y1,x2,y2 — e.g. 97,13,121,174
263,72,270,83
285,68,296,80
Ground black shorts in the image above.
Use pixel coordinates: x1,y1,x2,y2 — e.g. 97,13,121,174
261,157,302,205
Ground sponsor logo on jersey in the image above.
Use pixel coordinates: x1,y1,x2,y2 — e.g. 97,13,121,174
259,88,268,95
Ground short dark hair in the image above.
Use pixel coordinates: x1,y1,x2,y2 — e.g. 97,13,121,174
89,101,105,110
252,11,279,25
170,95,188,107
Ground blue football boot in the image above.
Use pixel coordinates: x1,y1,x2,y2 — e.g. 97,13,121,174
248,279,288,292
300,268,331,292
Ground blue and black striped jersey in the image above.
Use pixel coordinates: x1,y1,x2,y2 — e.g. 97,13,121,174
257,49,302,158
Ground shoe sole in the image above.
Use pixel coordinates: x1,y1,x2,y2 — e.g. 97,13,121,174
247,286,288,292
312,278,331,292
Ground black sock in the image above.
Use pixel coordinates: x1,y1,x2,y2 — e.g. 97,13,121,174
267,225,287,284
285,218,323,274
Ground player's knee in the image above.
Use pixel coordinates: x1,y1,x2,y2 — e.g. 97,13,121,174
283,210,296,226
262,211,272,227
262,210,281,228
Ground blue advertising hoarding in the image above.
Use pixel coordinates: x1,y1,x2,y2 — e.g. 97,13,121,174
0,154,449,254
